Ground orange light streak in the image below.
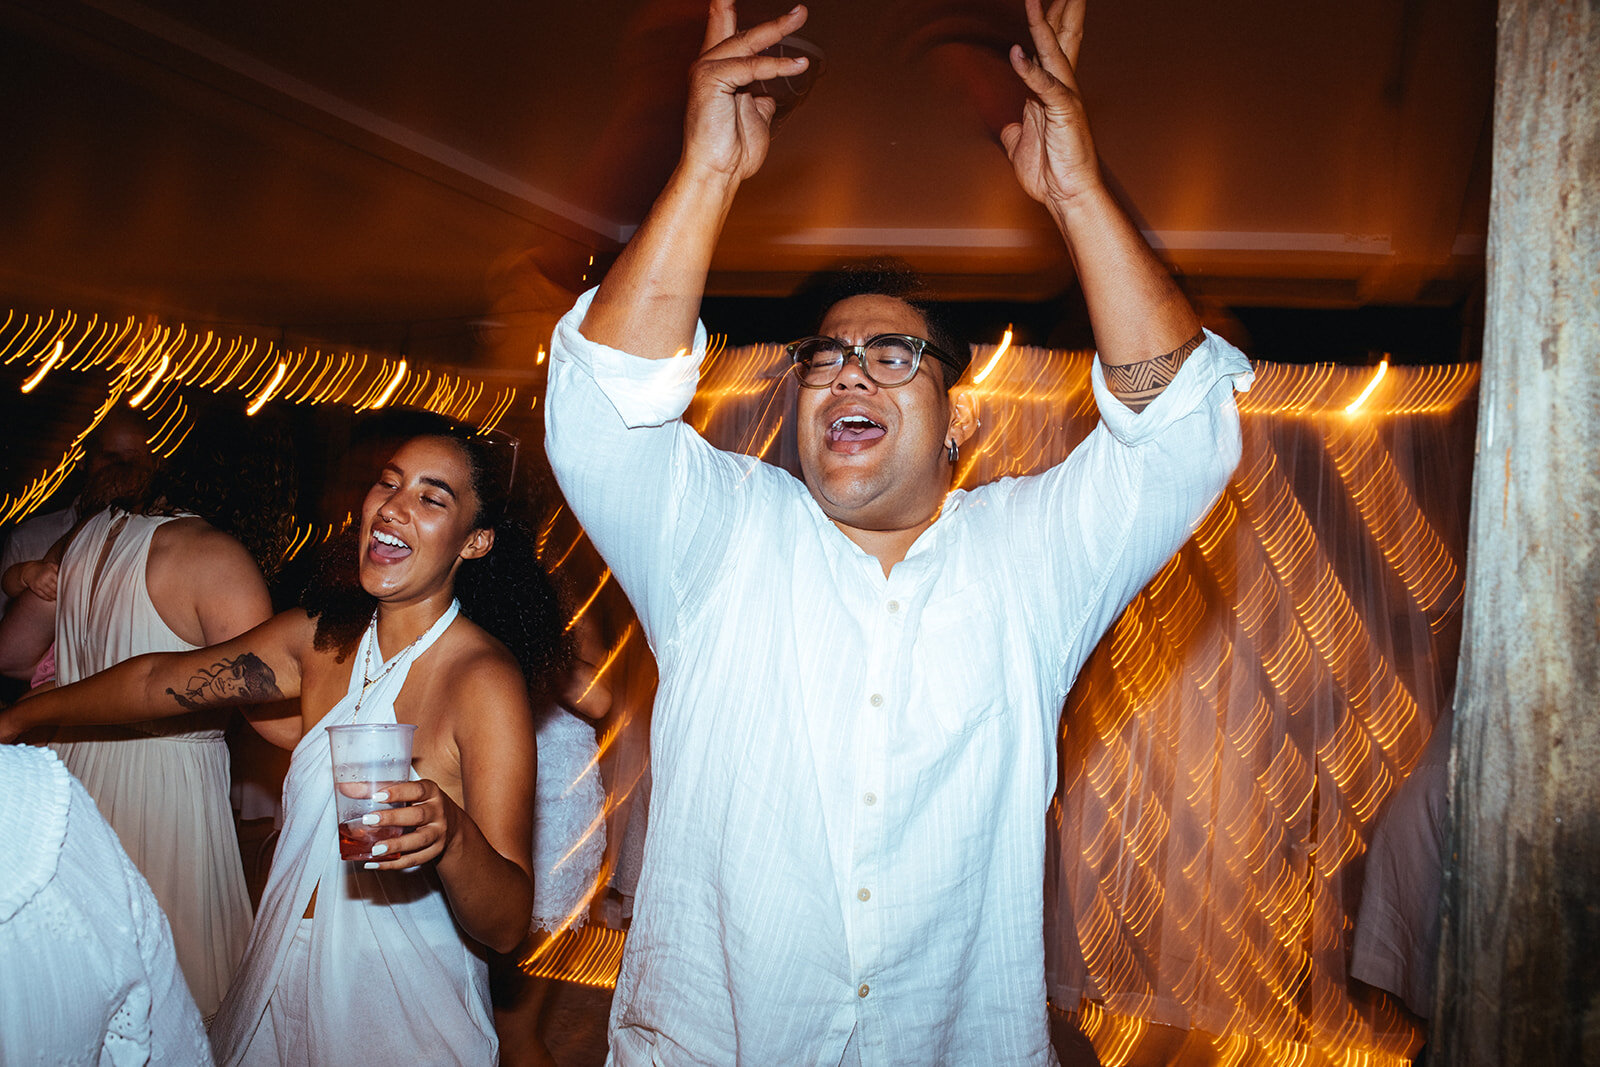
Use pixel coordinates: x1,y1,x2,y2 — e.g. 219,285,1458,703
70,317,130,371
172,330,213,382
247,362,288,416
970,326,1012,385
5,313,50,368
238,341,279,394
19,340,64,393
1343,358,1389,414
397,367,431,408
280,349,322,402
564,569,612,632
369,358,408,410
127,352,170,407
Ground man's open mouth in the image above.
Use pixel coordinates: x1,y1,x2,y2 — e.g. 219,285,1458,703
828,415,886,444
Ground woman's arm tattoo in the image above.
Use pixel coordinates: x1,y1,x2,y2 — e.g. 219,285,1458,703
1103,329,1206,412
167,653,282,709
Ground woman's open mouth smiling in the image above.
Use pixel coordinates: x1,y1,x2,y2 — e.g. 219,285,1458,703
368,529,412,562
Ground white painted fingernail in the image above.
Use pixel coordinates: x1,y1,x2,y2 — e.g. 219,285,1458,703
363,862,379,870
362,812,380,825
371,843,389,856
372,790,390,802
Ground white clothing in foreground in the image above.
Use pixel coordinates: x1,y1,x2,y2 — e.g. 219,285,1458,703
0,744,212,1066
51,508,252,1019
546,288,1252,1066
210,601,499,1066
532,703,606,933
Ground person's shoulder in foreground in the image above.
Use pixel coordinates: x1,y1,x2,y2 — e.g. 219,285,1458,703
0,744,213,1066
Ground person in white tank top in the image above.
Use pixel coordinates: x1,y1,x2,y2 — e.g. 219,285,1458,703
3,429,571,1066
0,406,294,1020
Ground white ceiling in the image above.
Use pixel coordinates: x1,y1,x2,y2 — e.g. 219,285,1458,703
0,0,1496,356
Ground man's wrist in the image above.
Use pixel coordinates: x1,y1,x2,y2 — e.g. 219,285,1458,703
1045,175,1114,234
666,158,745,216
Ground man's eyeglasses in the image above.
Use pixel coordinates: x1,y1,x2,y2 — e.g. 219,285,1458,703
785,334,960,388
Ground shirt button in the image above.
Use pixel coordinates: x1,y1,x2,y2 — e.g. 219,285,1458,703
886,600,900,614
863,792,877,806
857,887,871,902
869,693,883,707
858,984,870,998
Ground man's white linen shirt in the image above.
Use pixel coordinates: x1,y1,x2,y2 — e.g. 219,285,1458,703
547,288,1252,1066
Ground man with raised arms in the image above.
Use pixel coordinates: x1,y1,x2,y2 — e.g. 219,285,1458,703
545,0,1253,1062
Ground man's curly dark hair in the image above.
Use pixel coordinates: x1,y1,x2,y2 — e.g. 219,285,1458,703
796,258,973,388
141,401,298,579
300,428,572,702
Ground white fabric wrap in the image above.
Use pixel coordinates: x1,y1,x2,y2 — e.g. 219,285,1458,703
209,600,498,1066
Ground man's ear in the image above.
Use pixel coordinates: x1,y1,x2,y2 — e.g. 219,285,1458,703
460,527,495,562
947,388,979,448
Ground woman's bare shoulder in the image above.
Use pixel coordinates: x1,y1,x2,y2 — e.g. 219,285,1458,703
433,619,533,723
440,618,524,685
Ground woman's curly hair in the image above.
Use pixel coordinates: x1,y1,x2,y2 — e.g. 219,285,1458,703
141,401,298,579
300,428,572,701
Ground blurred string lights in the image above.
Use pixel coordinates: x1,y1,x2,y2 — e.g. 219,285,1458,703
0,307,526,528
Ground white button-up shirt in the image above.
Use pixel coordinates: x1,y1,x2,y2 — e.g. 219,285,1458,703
547,289,1252,1066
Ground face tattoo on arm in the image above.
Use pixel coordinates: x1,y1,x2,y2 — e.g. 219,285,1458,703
166,653,283,710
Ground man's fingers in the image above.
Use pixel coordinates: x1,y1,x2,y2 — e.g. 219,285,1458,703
1048,0,1087,71
1008,43,1061,99
747,93,780,125
999,121,1023,157
1021,0,1080,91
702,0,738,54
700,4,807,63
696,52,809,95
1010,37,1081,118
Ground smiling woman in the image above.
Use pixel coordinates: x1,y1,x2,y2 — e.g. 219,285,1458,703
301,432,570,695
0,426,573,1066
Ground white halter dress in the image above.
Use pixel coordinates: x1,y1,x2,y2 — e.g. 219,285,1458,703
209,601,498,1066
51,508,251,1021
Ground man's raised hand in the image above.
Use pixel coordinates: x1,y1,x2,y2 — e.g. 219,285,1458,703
1000,0,1099,210
682,0,809,184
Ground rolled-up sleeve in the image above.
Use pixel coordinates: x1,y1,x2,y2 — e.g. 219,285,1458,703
545,288,751,646
1001,330,1253,677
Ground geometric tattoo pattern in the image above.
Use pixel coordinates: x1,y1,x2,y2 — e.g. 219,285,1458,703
1103,329,1207,413
167,652,282,710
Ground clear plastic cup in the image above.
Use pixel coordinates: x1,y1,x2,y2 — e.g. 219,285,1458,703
327,723,416,861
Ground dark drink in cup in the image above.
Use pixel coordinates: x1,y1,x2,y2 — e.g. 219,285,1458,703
337,819,404,862
327,725,416,862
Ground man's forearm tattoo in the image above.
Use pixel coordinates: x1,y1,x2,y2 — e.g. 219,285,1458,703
1103,329,1206,412
167,653,282,709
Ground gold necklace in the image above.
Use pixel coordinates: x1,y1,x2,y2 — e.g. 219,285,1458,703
351,615,430,722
